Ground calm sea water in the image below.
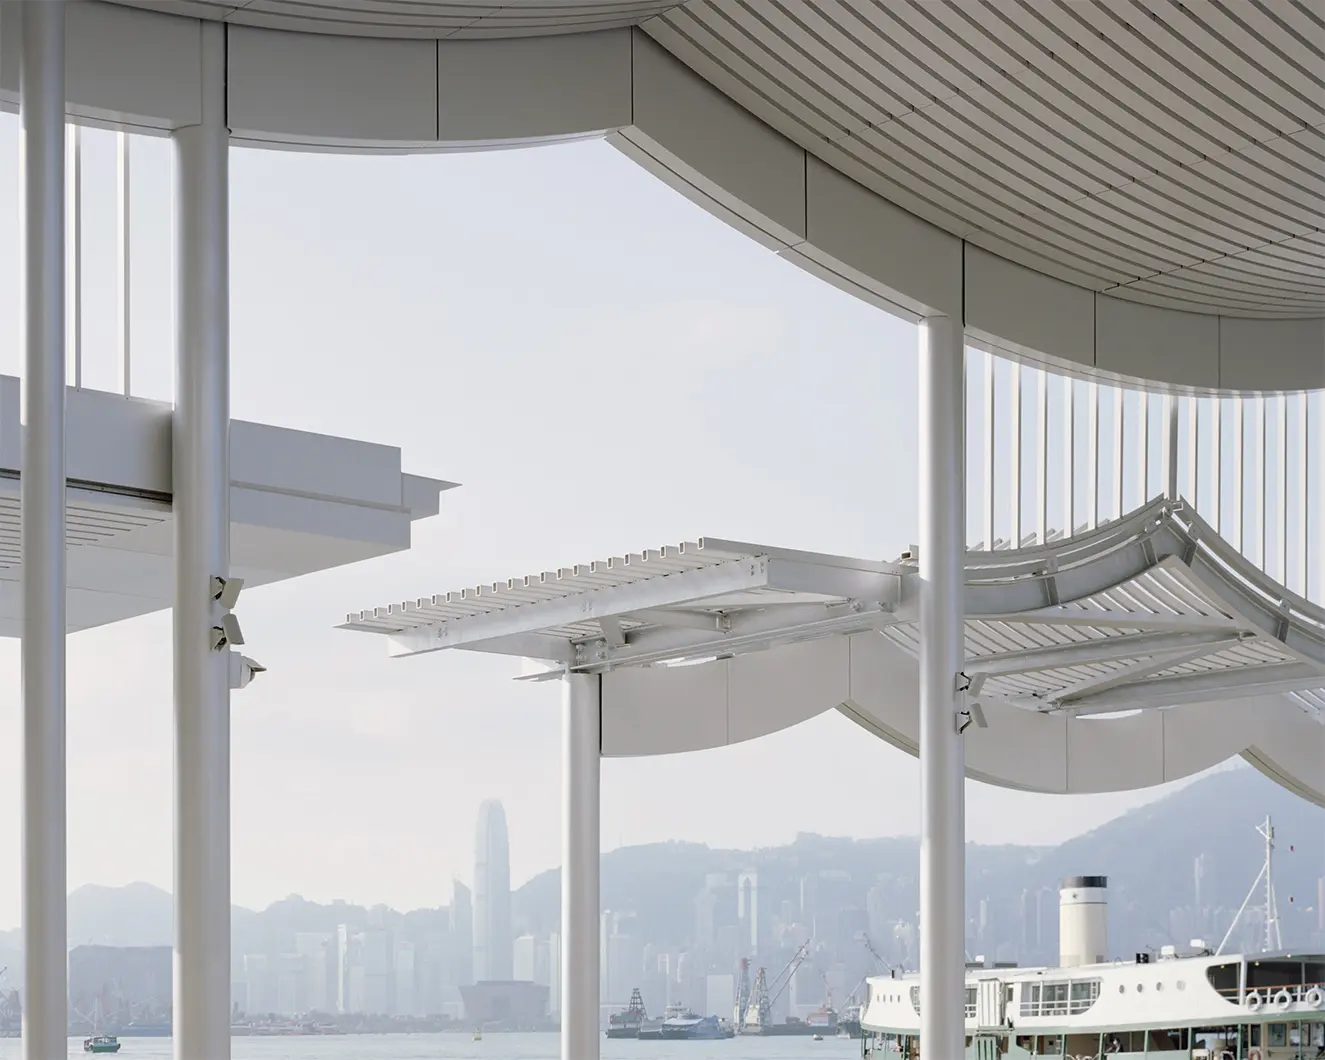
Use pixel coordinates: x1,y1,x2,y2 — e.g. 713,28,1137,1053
0,1033,862,1060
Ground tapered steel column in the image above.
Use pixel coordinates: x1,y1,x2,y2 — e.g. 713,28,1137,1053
172,22,231,1060
918,315,966,1060
562,673,601,1060
19,5,68,1058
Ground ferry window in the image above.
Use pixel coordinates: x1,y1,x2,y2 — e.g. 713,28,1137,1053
1268,1023,1286,1048
1247,960,1303,990
1306,961,1325,985
1069,980,1100,1014
1205,963,1239,998
909,986,920,1015
964,987,977,1019
1020,983,1039,1018
1043,981,1069,1016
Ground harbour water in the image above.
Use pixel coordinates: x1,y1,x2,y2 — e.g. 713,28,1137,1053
0,1034,860,1060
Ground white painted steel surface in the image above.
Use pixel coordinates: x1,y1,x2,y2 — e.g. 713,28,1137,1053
562,673,601,1060
2,1,1323,391
0,382,447,638
340,497,1325,806
968,352,1325,609
172,21,230,1060
20,5,68,1057
918,315,966,1060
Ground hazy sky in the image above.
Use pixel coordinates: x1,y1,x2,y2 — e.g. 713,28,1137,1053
0,114,1220,929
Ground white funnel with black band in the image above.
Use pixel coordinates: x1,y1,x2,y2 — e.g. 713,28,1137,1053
1059,876,1108,967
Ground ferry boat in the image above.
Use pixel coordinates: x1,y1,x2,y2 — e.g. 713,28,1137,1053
659,1014,732,1040
862,872,1324,1060
639,1002,690,1040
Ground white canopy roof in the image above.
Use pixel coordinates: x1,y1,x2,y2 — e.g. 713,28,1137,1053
341,497,1325,805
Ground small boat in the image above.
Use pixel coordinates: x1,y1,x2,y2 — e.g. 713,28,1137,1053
812,1034,825,1041
472,1028,482,1041
84,1036,121,1054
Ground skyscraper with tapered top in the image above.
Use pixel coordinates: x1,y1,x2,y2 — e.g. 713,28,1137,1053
473,799,513,982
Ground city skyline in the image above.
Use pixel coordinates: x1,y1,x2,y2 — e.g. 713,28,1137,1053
17,766,1321,1033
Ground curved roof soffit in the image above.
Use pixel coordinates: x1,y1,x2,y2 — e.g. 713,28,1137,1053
4,1,1322,394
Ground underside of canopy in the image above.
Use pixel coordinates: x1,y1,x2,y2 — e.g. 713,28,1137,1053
340,497,1325,807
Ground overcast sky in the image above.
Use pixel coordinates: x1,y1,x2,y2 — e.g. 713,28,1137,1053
0,115,1220,927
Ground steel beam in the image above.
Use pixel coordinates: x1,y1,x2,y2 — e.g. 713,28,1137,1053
562,673,601,1060
918,315,965,1060
20,6,68,1058
172,22,231,1060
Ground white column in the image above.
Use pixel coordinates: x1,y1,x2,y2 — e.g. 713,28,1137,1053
562,673,601,1060
20,5,68,1059
918,315,966,1060
172,22,231,1060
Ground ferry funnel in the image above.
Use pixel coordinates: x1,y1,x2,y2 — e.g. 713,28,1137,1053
1059,876,1108,967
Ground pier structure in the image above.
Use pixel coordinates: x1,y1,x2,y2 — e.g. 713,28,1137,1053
4,3,1324,1059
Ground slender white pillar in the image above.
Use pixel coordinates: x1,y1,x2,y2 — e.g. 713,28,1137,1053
20,6,68,1059
918,315,966,1060
172,22,231,1060
562,673,601,1060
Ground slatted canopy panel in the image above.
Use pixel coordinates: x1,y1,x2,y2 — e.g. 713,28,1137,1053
340,498,1325,724
109,0,1325,318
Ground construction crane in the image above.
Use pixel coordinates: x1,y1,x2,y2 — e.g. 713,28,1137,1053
741,938,812,1032
843,931,895,1012
734,958,752,1028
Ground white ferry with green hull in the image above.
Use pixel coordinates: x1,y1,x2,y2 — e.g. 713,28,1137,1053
862,875,1324,1060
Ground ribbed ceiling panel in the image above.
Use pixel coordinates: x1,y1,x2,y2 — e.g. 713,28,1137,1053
645,0,1325,316
105,0,1324,316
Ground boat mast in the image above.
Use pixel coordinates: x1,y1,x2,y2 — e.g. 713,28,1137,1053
1215,815,1282,956
1260,816,1281,952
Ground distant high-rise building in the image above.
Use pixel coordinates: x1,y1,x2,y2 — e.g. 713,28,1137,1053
294,932,335,1013
513,934,537,983
474,799,513,982
547,932,562,1017
738,871,762,954
452,879,474,988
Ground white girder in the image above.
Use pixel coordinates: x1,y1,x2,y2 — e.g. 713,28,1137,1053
339,538,905,668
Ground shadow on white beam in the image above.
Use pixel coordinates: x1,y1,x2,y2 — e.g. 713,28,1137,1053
0,377,451,635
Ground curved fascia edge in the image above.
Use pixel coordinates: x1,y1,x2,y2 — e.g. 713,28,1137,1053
0,4,1320,395
598,632,1325,808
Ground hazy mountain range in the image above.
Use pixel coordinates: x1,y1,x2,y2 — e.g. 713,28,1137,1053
0,764,1319,981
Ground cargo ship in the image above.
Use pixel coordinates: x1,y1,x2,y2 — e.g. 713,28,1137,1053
758,1008,838,1037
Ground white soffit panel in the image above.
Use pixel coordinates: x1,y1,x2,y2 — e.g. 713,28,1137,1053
227,26,439,146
